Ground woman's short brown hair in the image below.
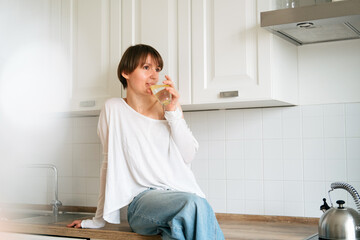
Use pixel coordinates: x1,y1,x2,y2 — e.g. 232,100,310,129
117,44,163,89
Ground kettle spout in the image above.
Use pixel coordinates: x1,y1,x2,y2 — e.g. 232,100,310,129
320,198,330,213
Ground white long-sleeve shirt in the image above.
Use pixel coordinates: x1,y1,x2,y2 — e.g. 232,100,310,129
81,98,205,228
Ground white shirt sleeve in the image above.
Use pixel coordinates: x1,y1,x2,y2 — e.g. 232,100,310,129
81,106,108,229
165,107,199,164
81,158,107,228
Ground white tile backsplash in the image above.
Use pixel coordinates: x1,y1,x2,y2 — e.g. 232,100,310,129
243,109,262,139
284,201,304,217
283,139,302,160
303,139,324,160
225,140,243,160
263,139,283,160
264,158,283,181
225,110,244,140
262,108,282,139
284,181,304,202
227,199,245,214
323,104,345,116
190,111,208,140
208,179,226,199
207,110,225,140
192,157,209,179
245,159,263,180
72,118,98,146
302,105,324,117
284,159,304,181
264,201,284,216
302,116,323,138
346,115,360,137
304,181,326,203
7,102,359,219
209,141,225,160
282,116,302,138
324,116,345,137
245,180,264,201
264,181,284,201
86,178,100,194
226,159,245,180
346,103,360,115
346,138,360,159
244,140,263,160
245,200,264,215
325,160,347,181
324,138,346,160
208,198,227,213
209,158,226,180
346,103,360,137
348,159,360,181
303,159,325,181
226,179,245,200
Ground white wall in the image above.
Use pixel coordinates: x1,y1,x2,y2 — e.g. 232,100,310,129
186,103,360,218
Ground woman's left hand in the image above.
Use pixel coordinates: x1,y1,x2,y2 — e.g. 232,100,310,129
67,219,83,228
163,75,180,111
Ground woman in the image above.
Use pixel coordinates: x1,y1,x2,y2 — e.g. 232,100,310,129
67,44,224,240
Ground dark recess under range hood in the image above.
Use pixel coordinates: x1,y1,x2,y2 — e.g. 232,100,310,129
260,0,360,45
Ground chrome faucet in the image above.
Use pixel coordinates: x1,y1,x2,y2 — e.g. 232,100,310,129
23,164,62,216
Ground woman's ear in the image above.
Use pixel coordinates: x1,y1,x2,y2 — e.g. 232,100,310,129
122,71,129,80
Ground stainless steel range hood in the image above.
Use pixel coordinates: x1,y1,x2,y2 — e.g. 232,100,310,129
260,0,360,45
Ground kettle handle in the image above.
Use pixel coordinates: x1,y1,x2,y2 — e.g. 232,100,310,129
328,182,360,213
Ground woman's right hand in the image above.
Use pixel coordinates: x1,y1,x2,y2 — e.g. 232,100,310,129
67,219,82,228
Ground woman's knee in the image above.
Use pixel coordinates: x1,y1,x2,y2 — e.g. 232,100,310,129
179,193,210,210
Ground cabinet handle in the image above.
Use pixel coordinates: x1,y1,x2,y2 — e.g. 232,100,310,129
220,91,239,98
79,100,96,107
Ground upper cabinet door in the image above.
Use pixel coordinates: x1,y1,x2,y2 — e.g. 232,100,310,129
192,0,258,103
120,0,192,105
187,0,298,110
64,0,122,112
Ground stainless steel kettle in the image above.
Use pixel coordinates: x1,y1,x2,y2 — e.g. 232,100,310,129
319,182,360,240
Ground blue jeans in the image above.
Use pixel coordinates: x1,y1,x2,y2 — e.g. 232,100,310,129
127,189,225,240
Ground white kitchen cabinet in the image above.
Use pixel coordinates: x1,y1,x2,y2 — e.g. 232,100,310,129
65,0,191,112
1,0,123,114
59,0,299,113
61,0,122,113
1,0,299,114
118,0,298,111
119,0,192,105
181,0,299,110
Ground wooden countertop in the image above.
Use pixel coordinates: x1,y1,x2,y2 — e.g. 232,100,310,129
0,212,318,240
216,214,318,240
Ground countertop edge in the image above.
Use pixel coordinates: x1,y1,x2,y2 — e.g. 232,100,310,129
0,222,159,240
0,211,319,240
216,213,319,225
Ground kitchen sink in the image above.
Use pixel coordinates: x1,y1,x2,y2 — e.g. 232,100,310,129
0,209,94,224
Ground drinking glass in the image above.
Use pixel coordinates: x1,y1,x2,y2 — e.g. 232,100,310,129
150,84,172,106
